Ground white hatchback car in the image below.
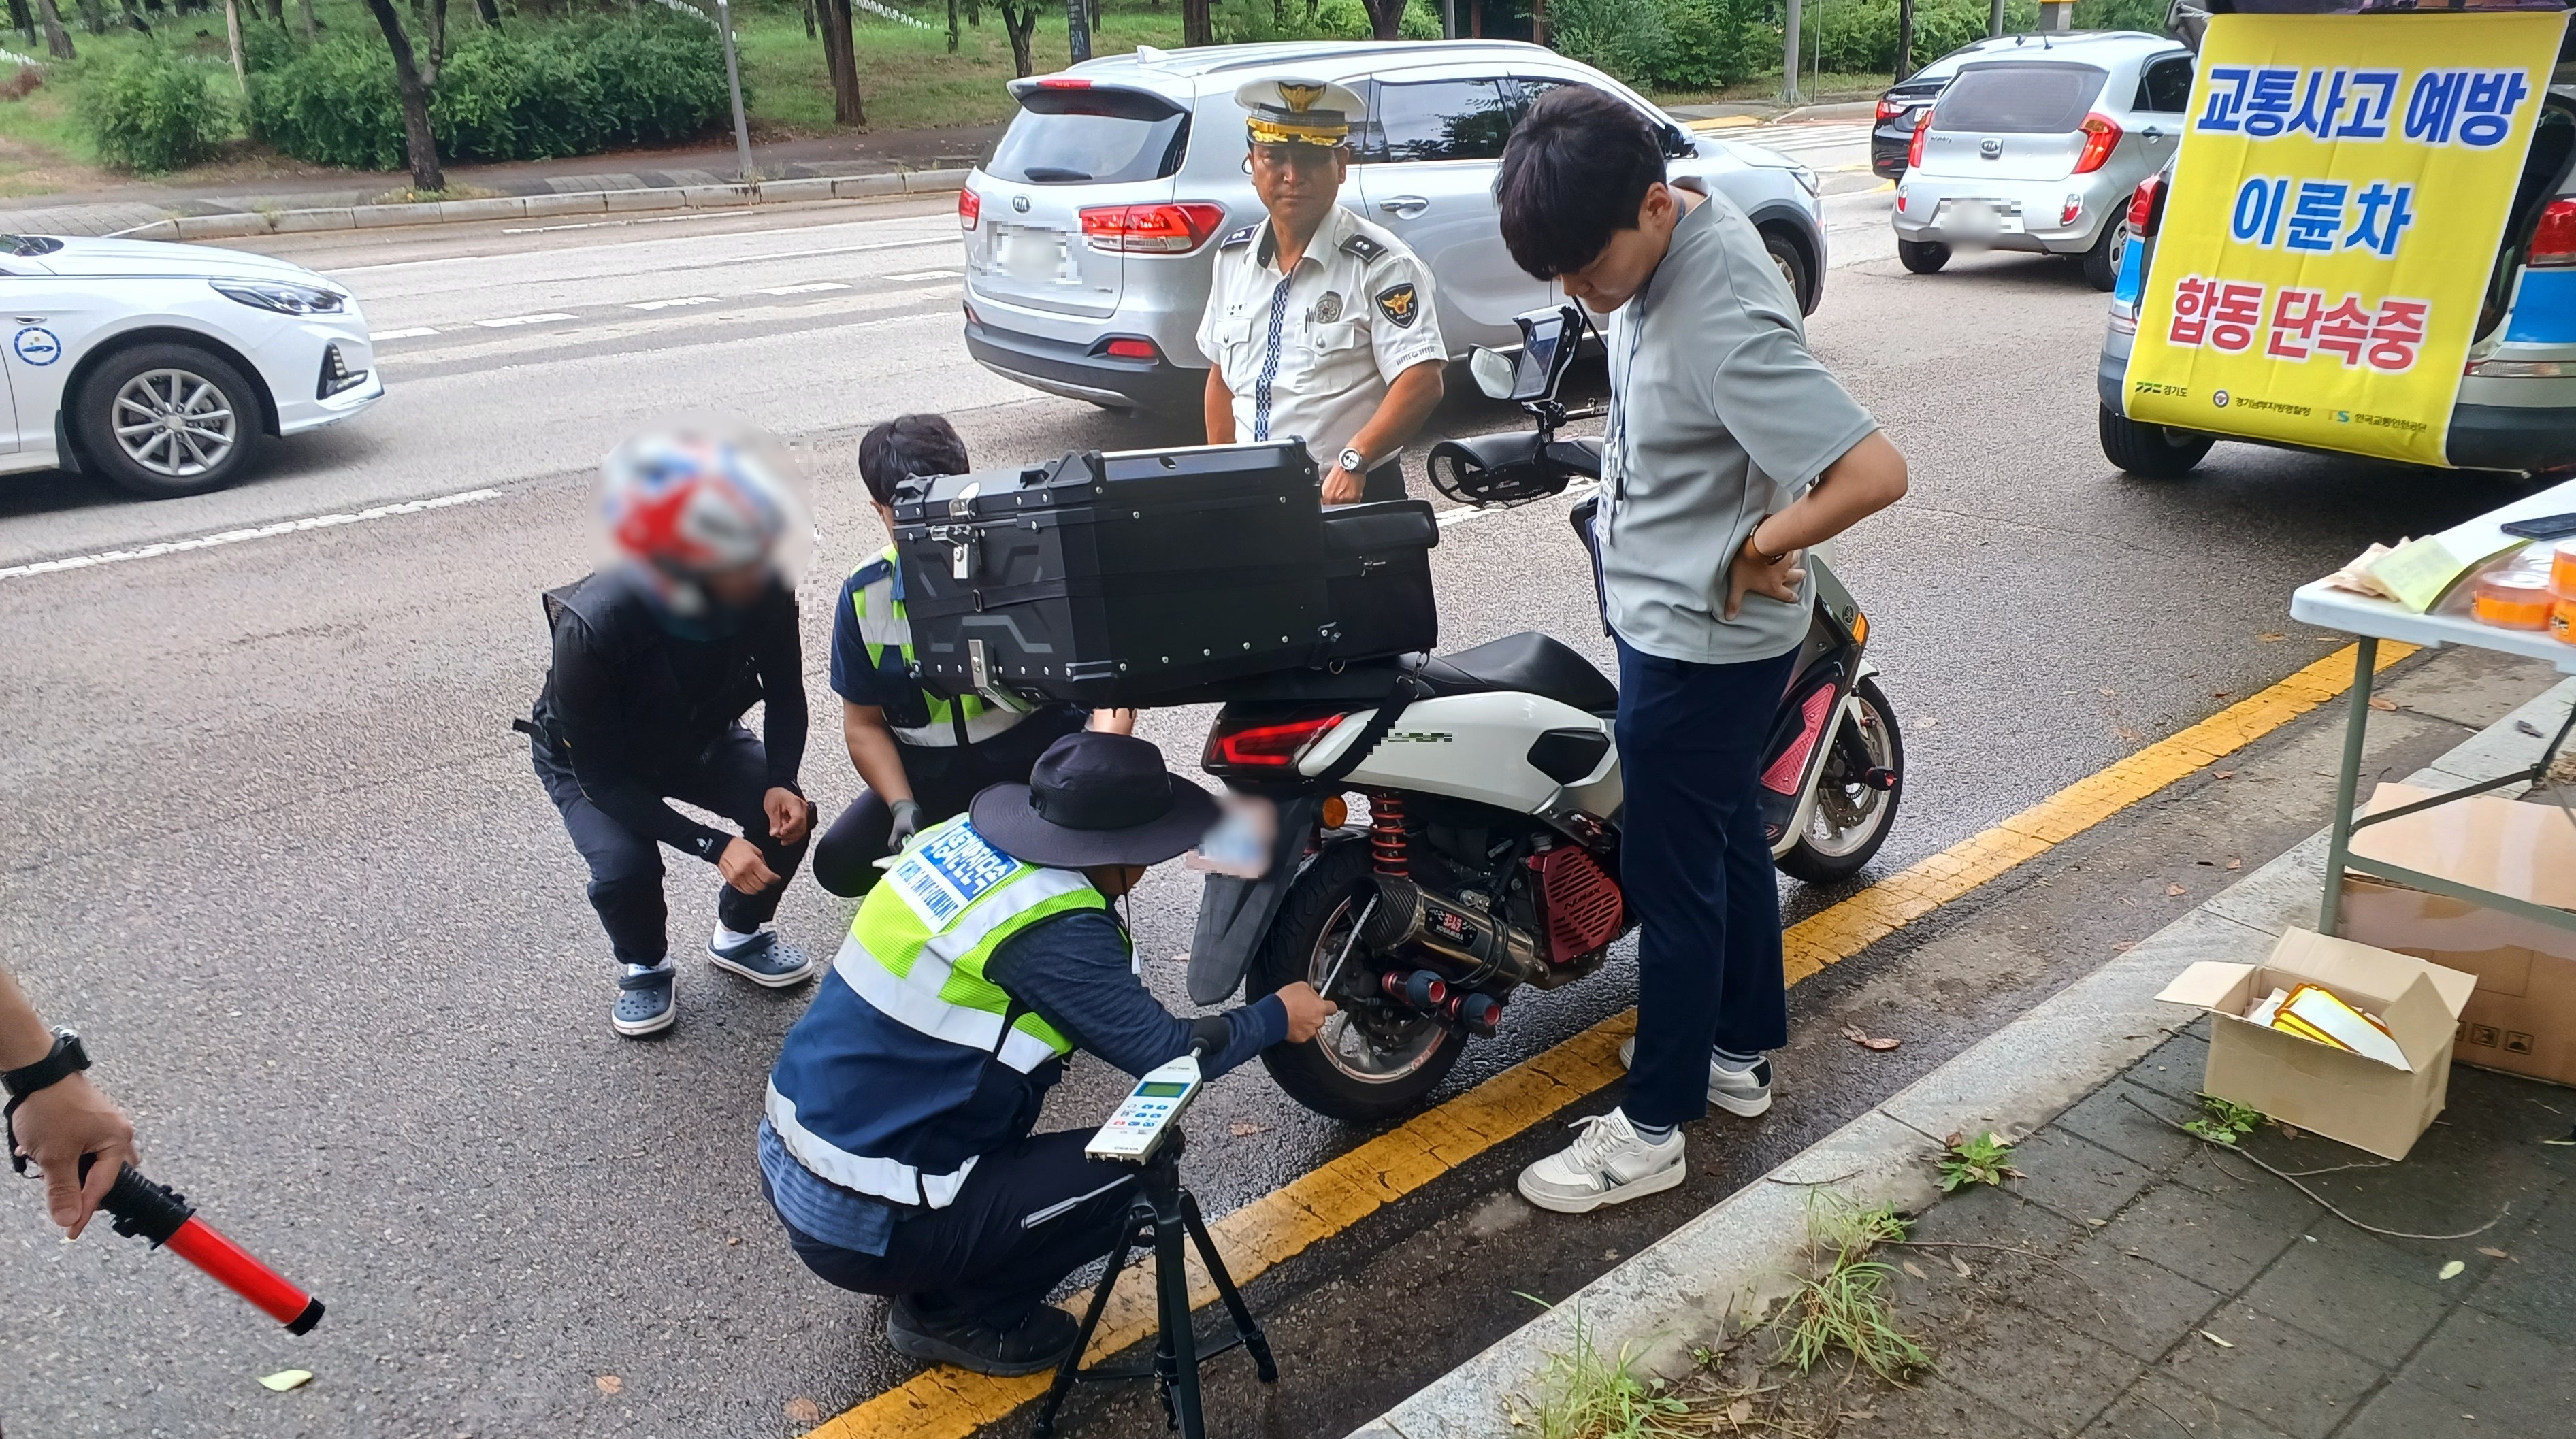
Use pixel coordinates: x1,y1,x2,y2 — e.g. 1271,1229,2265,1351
959,39,1827,414
0,234,381,498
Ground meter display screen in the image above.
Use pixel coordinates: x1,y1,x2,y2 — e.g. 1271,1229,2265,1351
1136,1081,1190,1098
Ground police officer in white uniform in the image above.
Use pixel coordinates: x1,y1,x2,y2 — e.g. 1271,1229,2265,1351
1199,78,1447,505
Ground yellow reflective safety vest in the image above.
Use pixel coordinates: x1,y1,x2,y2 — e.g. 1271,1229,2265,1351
847,547,1028,748
763,816,1110,1207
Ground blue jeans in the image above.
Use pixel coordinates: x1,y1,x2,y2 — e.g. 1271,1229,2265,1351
1614,636,1798,1131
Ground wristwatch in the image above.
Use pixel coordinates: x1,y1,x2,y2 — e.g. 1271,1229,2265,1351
1337,446,1367,477
2,1028,88,1101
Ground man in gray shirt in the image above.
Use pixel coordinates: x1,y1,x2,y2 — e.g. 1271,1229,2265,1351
1495,87,1909,1214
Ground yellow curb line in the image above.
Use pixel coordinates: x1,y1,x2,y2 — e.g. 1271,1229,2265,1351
808,640,2413,1439
1686,115,1763,131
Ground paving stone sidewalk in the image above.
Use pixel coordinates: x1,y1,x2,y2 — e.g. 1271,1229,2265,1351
1845,1033,2575,1439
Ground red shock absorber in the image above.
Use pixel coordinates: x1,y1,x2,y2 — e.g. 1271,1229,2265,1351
1368,791,1409,876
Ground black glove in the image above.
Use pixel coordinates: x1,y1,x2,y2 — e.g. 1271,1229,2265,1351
888,799,925,850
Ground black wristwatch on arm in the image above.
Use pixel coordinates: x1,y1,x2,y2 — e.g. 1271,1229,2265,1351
3,1027,90,1175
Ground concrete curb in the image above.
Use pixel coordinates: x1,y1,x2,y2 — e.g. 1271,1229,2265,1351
1348,677,2576,1439
103,167,971,243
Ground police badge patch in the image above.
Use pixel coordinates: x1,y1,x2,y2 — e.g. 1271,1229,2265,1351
1375,282,1419,329
1314,291,1343,322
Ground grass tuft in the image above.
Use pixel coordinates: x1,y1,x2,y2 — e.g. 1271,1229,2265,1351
1518,1306,1702,1439
1769,1195,1929,1386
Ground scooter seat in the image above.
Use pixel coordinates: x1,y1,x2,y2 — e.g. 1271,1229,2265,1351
1414,632,1618,713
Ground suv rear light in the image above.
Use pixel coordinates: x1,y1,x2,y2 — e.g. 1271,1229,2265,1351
1100,337,1159,359
1035,76,1093,89
2532,197,2576,268
1204,712,1344,772
958,188,981,232
1906,107,1932,170
1079,202,1227,254
2073,114,2122,175
2126,173,2166,239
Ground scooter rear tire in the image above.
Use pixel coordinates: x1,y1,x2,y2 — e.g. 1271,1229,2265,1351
1250,840,1465,1123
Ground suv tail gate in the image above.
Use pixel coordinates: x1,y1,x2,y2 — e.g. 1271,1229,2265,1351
1916,61,2111,182
2492,91,2576,342
967,80,1192,319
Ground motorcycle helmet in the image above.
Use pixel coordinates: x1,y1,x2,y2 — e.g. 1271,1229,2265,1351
598,425,810,597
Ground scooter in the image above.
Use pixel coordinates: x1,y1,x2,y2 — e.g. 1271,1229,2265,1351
1185,305,1904,1123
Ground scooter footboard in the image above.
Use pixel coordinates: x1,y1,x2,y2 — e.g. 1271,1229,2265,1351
1186,793,1329,1006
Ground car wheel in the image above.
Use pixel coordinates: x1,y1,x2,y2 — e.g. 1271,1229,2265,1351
78,342,265,499
2098,402,2213,479
1762,226,1815,314
1897,239,1950,275
2081,223,2125,293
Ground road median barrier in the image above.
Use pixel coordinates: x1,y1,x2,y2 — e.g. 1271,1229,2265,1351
105,167,971,244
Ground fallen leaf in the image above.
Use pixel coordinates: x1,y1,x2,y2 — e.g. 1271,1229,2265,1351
2100,687,2118,697
2168,884,2187,896
2215,770,2236,779
2439,1260,2466,1280
2258,632,2285,642
784,1395,823,1424
2278,1123,2300,1139
2117,727,2145,744
2517,719,2545,738
1228,1122,1267,1138
1902,1259,1929,1280
1726,1398,1755,1425
2084,1217,2107,1227
2113,941,2136,952
2200,1331,2234,1349
2226,858,2243,870
2214,691,2231,699
726,1236,741,1246
259,1370,314,1392
1949,1253,1972,1278
2369,697,2400,712
2479,1246,2510,1259
1842,1024,1900,1052
594,1376,621,1395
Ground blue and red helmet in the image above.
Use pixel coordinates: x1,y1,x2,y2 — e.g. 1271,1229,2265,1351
599,428,800,579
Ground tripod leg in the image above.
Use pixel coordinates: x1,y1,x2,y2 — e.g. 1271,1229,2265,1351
1156,1210,1207,1439
1030,1206,1149,1439
1181,1192,1277,1383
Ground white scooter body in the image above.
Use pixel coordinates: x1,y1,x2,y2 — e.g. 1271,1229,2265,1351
1296,690,1623,824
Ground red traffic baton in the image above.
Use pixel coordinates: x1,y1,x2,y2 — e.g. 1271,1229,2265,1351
87,1157,325,1334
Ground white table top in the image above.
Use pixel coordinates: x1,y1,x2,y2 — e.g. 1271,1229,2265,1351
2290,476,2576,676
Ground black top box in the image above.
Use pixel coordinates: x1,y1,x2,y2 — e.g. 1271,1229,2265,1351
893,443,1337,708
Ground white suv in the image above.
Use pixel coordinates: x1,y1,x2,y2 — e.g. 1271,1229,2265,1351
958,39,1828,415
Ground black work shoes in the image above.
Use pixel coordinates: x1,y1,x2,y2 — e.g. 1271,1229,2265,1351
886,1297,1081,1377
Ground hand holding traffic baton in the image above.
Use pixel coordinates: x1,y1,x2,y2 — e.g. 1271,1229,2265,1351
80,1155,326,1334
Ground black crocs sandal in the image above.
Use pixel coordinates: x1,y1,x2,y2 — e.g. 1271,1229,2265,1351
613,965,676,1038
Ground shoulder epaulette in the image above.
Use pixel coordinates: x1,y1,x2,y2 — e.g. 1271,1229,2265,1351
1339,232,1386,263
1220,225,1258,249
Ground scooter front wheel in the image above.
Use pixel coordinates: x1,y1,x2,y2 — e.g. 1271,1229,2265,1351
1776,676,1904,884
1250,840,1464,1123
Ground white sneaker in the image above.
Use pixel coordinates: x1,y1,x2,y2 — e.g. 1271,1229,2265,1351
1516,1108,1687,1214
1618,1036,1774,1117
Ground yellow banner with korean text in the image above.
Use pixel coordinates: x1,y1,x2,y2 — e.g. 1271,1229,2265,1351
2123,10,2569,467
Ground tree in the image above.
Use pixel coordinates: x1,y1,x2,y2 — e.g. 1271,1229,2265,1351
1179,0,1206,44
996,0,1038,73
945,0,956,50
1895,0,1915,79
360,0,445,191
71,0,100,33
295,0,314,42
473,0,496,27
1359,0,1402,36
33,0,72,58
815,0,864,125
221,0,244,83
7,0,31,44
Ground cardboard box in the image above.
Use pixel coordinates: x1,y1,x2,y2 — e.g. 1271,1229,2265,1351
2156,928,2476,1161
2341,783,2576,1087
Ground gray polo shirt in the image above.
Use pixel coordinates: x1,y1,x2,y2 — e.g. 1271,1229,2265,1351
1596,188,1878,666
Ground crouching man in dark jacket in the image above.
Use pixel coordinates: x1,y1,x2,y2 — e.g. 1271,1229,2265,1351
759,733,1335,1376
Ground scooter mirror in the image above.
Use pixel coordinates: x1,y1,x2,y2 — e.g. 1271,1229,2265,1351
1469,348,1516,401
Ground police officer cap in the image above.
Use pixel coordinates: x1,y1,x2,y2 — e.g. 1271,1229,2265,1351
1237,76,1365,148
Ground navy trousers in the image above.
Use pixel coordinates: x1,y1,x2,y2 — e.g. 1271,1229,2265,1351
1614,636,1799,1131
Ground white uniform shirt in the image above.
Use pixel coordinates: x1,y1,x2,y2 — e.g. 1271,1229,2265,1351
1195,204,1446,471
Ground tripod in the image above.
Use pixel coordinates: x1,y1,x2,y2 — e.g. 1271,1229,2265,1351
1029,1131,1277,1438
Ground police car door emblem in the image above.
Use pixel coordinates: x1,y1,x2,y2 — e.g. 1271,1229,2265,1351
12,327,59,365
1375,284,1418,328
1314,292,1342,322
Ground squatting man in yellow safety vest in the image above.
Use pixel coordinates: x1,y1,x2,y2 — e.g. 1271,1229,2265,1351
1201,77,1447,505
758,732,1337,1376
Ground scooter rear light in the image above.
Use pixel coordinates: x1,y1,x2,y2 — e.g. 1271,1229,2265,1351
2532,197,2576,268
2126,173,2165,239
1906,107,1933,171
1205,713,1344,771
2073,114,2122,175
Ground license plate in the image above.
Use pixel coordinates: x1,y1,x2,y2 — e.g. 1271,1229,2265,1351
1943,200,2023,237
997,225,1073,282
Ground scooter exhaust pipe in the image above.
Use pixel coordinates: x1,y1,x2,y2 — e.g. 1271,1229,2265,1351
1363,874,1549,989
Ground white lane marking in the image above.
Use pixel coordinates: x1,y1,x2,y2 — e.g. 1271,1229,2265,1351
321,254,489,276
760,281,851,295
883,269,960,282
0,488,504,582
502,209,759,235
628,295,721,310
372,326,440,340
475,312,578,328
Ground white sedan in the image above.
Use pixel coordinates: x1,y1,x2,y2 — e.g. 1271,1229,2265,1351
0,234,382,498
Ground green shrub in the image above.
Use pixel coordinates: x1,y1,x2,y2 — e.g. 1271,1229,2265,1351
1216,0,1438,42
248,12,732,170
1806,0,2040,76
2072,0,2171,34
76,47,233,174
1644,0,1766,89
